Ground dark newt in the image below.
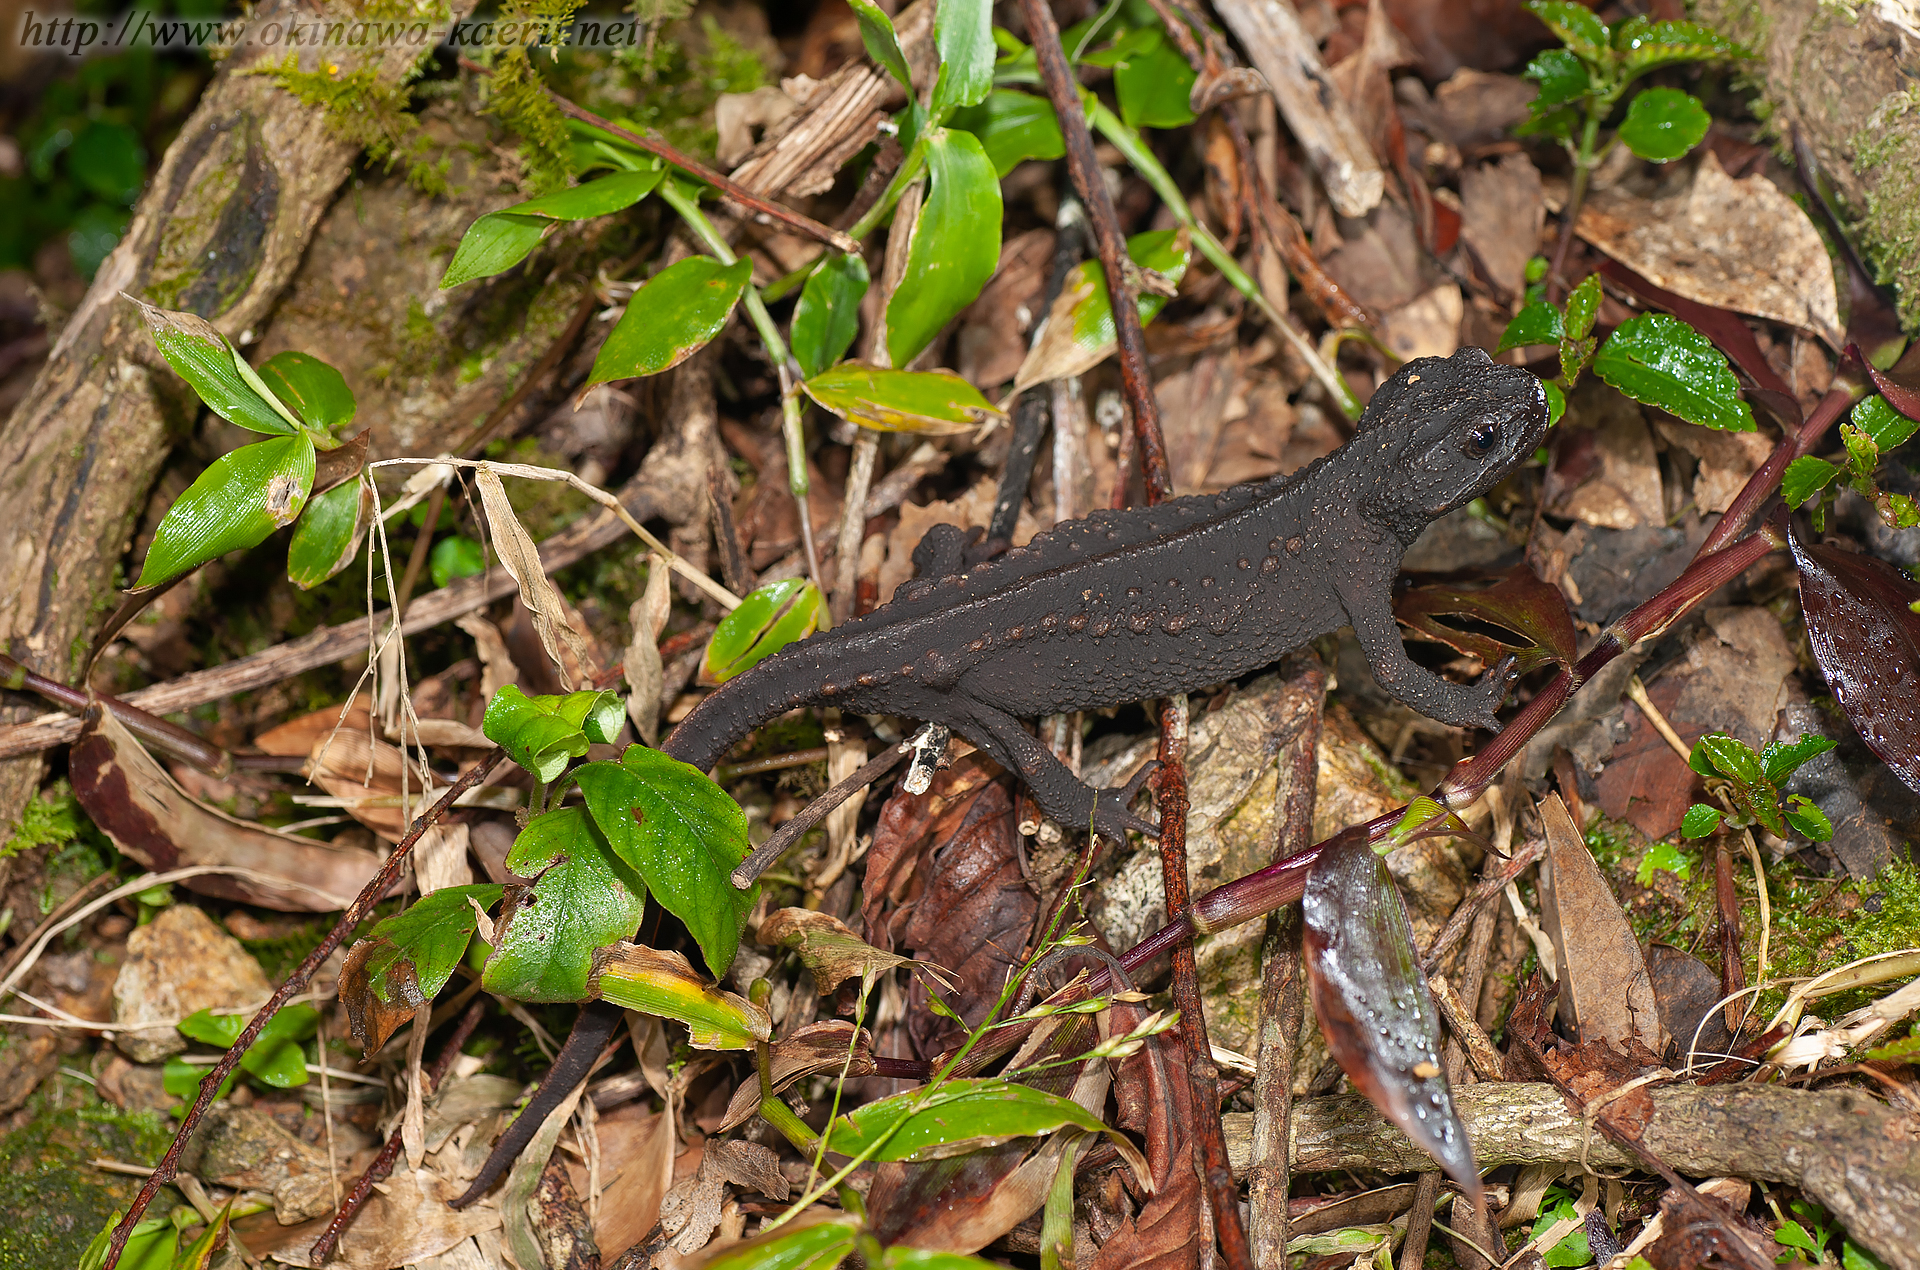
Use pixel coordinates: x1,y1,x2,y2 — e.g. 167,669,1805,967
453,345,1548,1208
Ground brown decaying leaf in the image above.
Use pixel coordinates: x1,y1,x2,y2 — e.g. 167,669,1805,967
862,752,1004,948
1789,525,1920,793
268,1167,500,1269
1577,152,1843,351
1458,153,1545,300
757,907,913,996
1398,561,1578,673
311,427,371,498
475,467,595,689
1536,794,1667,1055
69,705,385,911
1546,398,1664,531
337,939,422,1053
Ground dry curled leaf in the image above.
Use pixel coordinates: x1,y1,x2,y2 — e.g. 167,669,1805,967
476,466,595,689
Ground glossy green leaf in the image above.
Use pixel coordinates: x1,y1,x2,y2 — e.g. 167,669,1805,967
1523,48,1590,113
430,534,488,588
1542,379,1566,424
949,88,1065,178
1010,228,1191,393
1782,456,1840,509
575,745,756,975
1690,731,1762,784
483,684,627,784
1563,273,1602,340
849,0,912,90
80,1212,176,1270
137,433,317,587
884,128,1002,368
1593,313,1755,432
132,298,302,436
346,886,502,1006
1529,1198,1593,1267
790,253,870,380
1617,88,1710,163
690,1215,859,1270
817,1078,1108,1162
1612,16,1752,77
1761,734,1838,785
1635,840,1693,884
1526,0,1608,59
1783,794,1833,841
703,578,824,683
179,1001,320,1089
441,167,664,288
803,362,1005,434
1498,300,1564,351
483,806,649,1002
1679,803,1724,839
879,1252,1008,1270
589,256,753,386
591,941,769,1048
1114,28,1197,130
257,350,356,434
286,478,371,590
1854,393,1920,452
931,0,994,119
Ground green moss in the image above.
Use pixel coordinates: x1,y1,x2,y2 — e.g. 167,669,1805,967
0,1083,180,1268
3,780,88,860
253,54,450,195
1853,87,1920,332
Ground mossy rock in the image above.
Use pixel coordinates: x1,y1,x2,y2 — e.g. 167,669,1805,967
0,1085,180,1269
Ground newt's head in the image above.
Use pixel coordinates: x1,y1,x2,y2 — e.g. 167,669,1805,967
1353,345,1549,541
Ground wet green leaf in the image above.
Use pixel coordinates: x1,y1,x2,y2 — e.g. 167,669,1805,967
1854,393,1919,453
1542,379,1566,424
588,256,753,386
483,685,626,784
1523,48,1590,113
430,534,488,588
138,433,317,587
803,362,1005,434
790,253,870,380
1499,300,1564,351
849,0,912,90
1690,732,1763,785
1761,734,1838,785
1617,88,1710,163
931,0,994,119
287,478,372,590
1783,456,1840,509
576,745,756,975
885,128,1002,368
1636,840,1693,883
441,166,664,288
1783,795,1833,842
256,350,356,434
178,1001,321,1089
1593,313,1755,432
483,807,648,1002
949,88,1065,177
817,1078,1108,1162
1612,16,1752,77
1679,803,1723,839
1526,0,1608,59
703,578,825,683
1529,1197,1592,1267
339,885,503,1051
1114,28,1197,130
1563,274,1603,340
131,298,302,436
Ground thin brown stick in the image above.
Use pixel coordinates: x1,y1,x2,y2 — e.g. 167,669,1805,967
708,460,753,596
729,739,910,888
0,653,231,775
1400,1172,1444,1270
1021,0,1171,502
309,997,488,1264
394,484,447,619
99,748,506,1270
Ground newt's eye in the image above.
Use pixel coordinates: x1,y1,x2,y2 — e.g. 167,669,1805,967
1464,420,1501,456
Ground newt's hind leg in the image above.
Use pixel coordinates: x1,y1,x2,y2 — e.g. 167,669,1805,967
952,700,1160,840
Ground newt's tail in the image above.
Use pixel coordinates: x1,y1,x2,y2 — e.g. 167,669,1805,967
660,645,824,770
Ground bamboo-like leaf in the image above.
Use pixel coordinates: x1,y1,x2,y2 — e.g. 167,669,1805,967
588,256,753,386
442,166,664,288
256,349,356,434
286,477,372,589
931,0,994,119
702,578,825,683
129,297,303,436
590,941,770,1049
818,1078,1110,1163
803,363,1005,435
137,433,317,587
884,128,1002,368
790,253,870,380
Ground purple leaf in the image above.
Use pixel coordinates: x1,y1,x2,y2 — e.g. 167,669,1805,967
1303,826,1483,1203
1397,562,1579,672
1598,259,1801,425
1854,344,1920,426
1788,523,1920,793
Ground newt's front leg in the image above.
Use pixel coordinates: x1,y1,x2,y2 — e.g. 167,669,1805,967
1341,582,1516,731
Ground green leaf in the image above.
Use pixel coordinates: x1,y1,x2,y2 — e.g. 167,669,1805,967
1636,839,1694,883
803,363,1005,435
1844,1241,1894,1270
1523,49,1591,112
80,1212,176,1270
588,256,753,386
880,1251,1010,1270
287,478,371,590
703,578,825,683
131,298,302,436
575,746,757,975
1760,733,1838,785
685,1215,859,1270
1593,313,1755,432
1498,300,1564,351
1617,87,1710,162
137,433,318,588
441,167,664,288
591,942,769,1049
1691,731,1764,785
1774,1220,1820,1256
430,534,488,589
931,0,994,119
817,1078,1109,1162
482,807,649,1002
1854,393,1920,453
1529,1198,1592,1268
483,685,626,784
256,350,356,434
949,88,1066,178
70,121,146,204
1114,28,1198,130
164,1051,236,1103
1783,456,1841,509
1011,228,1192,392
790,253,870,380
1542,379,1567,424
884,128,1002,368
1844,420,1881,483
1612,16,1752,77
1563,273,1603,340
1527,0,1609,60
1679,803,1724,839
175,1200,235,1270
849,0,912,91
1862,1032,1920,1064
346,887,502,1007
1783,794,1833,842
178,1002,321,1089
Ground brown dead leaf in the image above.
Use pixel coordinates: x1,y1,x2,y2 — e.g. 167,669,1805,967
476,467,595,689
624,550,673,744
306,727,436,842
1459,153,1545,298
269,1166,499,1268
714,86,799,167
254,694,373,756
1086,1147,1201,1270
455,612,520,702
957,227,1055,392
1429,68,1537,146
757,907,913,996
1538,794,1666,1054
1379,282,1463,362
1653,420,1774,515
717,1020,876,1132
70,706,386,911
1546,390,1664,530
1156,347,1242,495
873,479,1040,605
1576,152,1843,349
863,752,1006,947
592,1098,677,1260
